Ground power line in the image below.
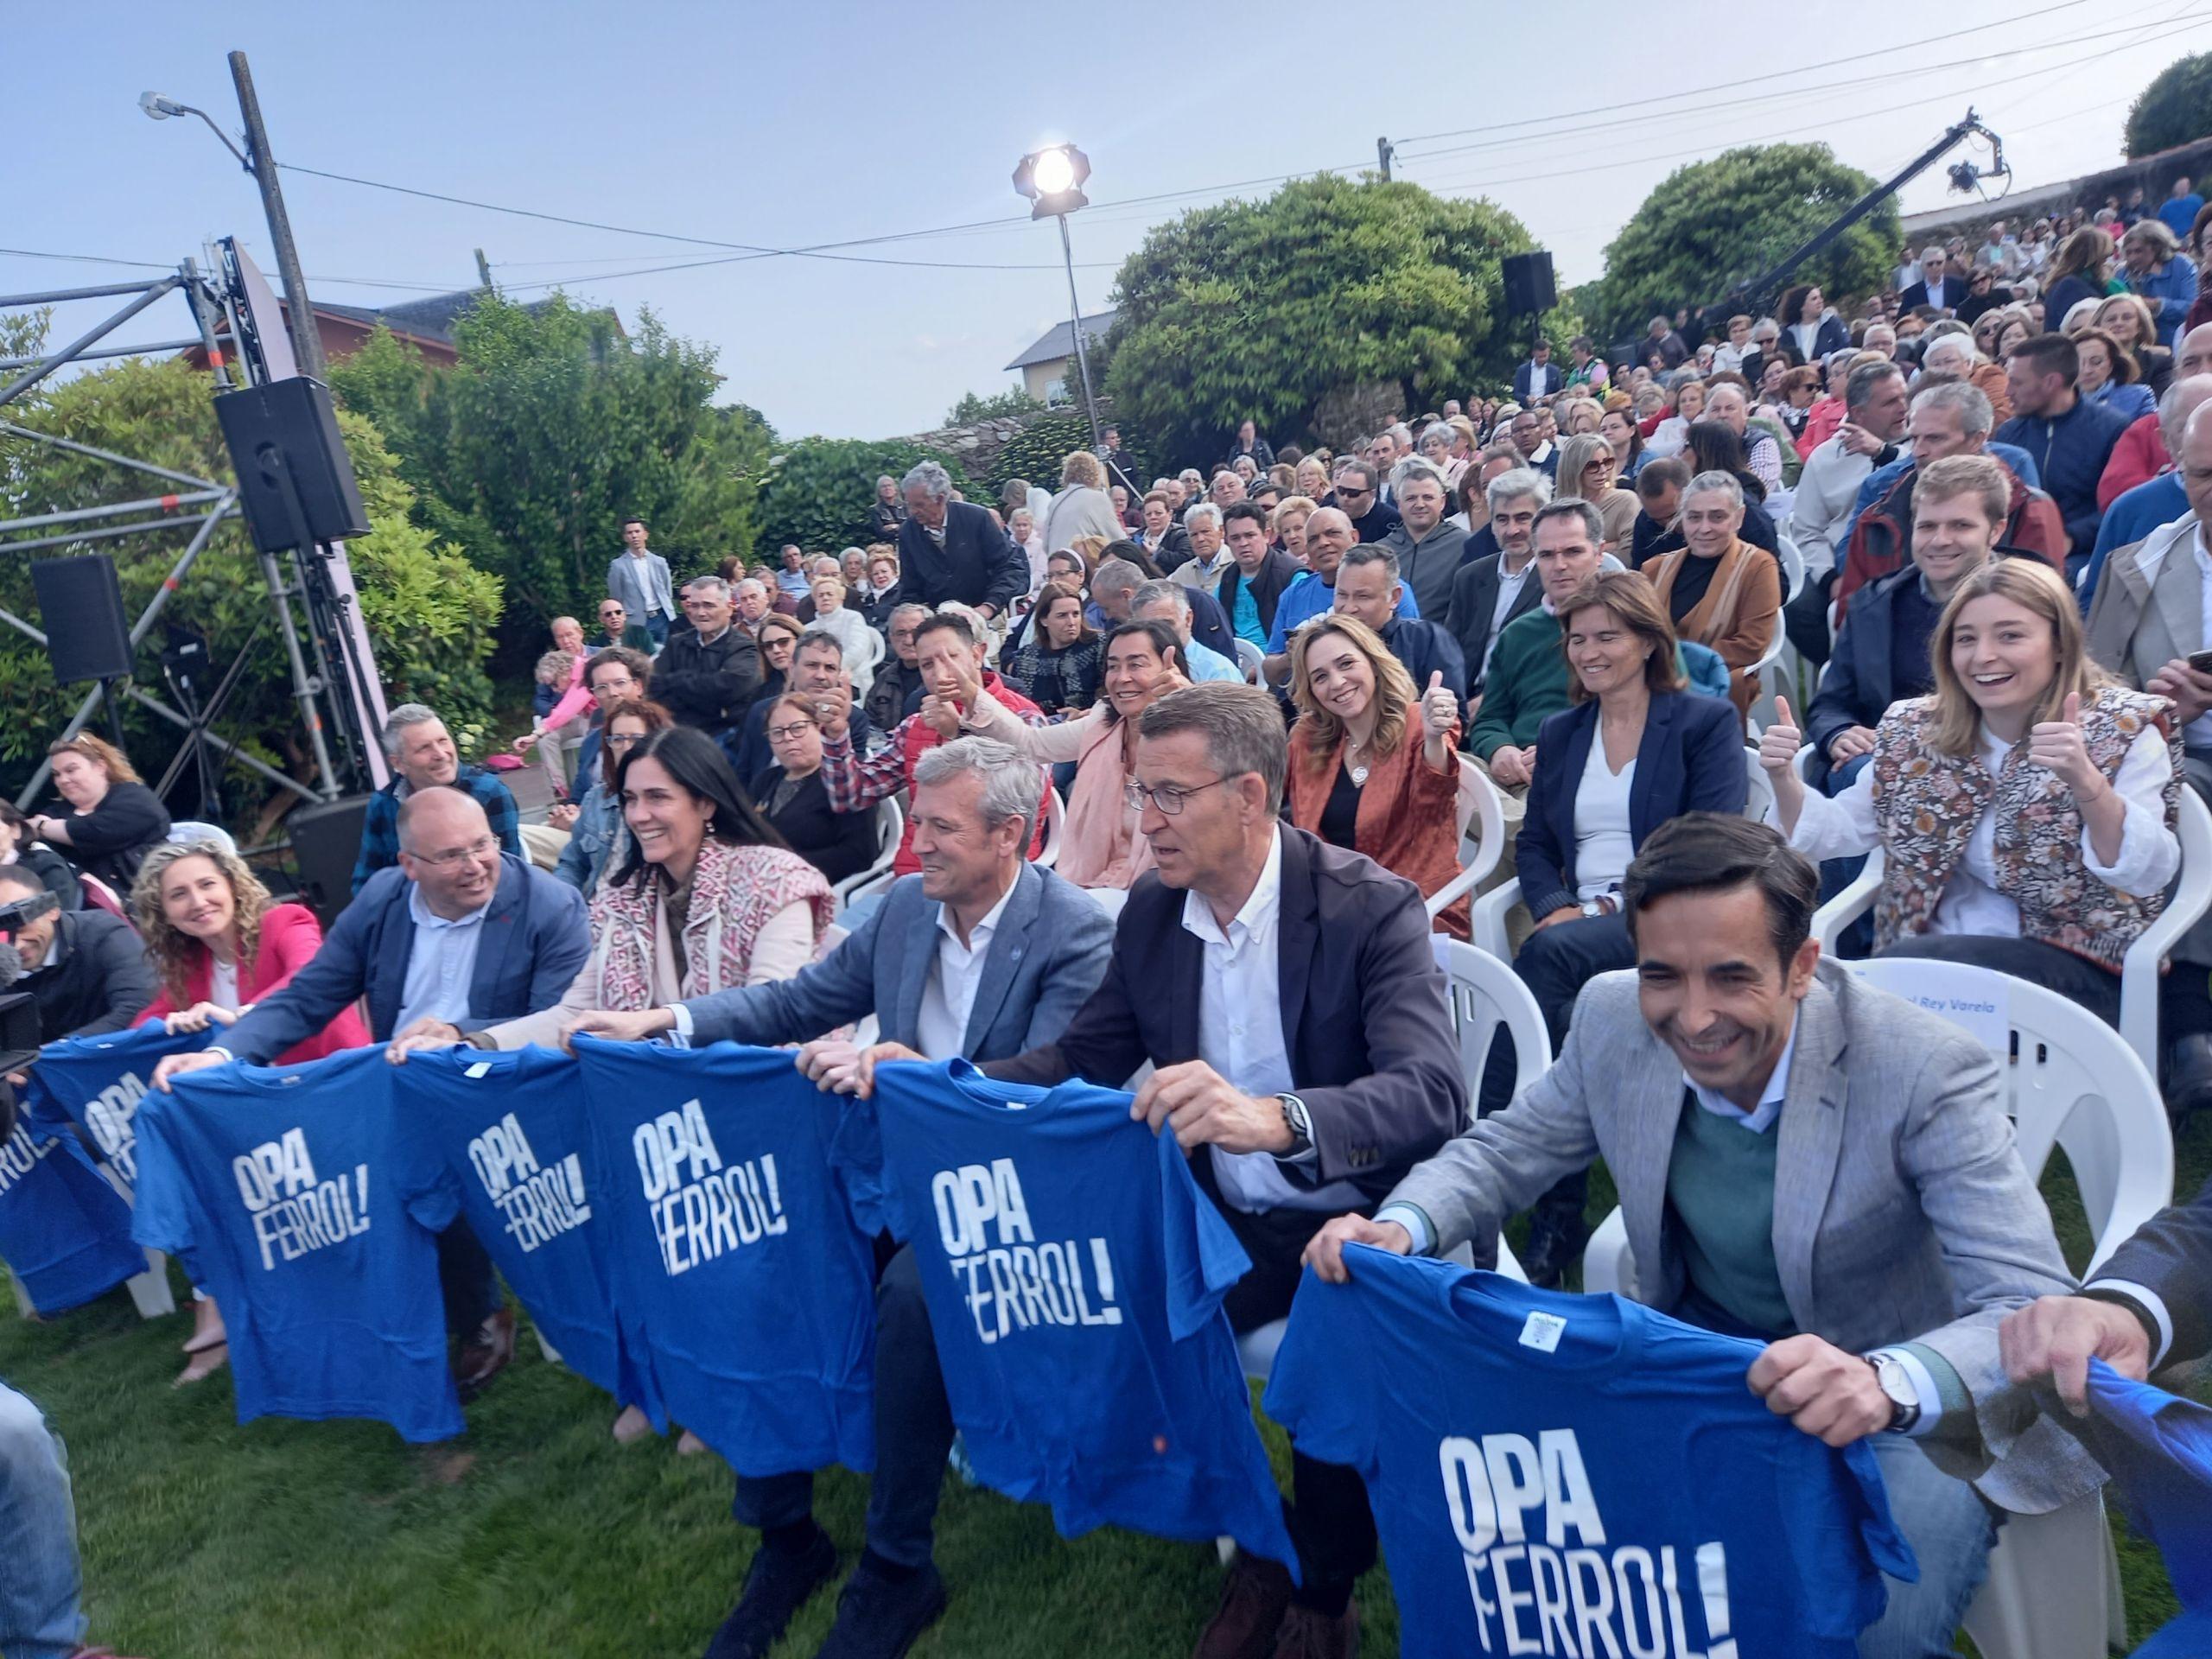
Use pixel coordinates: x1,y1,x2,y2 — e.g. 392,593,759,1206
0,246,463,294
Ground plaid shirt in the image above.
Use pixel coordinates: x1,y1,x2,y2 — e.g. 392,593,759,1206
350,764,524,895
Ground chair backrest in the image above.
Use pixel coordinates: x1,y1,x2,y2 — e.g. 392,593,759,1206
1455,754,1506,887
830,797,904,906
1776,534,1807,605
1435,938,1550,1122
1233,638,1263,684
1029,785,1066,869
1741,746,1776,825
1840,957,2173,1270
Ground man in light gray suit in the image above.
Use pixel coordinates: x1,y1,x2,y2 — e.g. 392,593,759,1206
1306,813,2101,1659
607,516,676,649
570,737,1112,1659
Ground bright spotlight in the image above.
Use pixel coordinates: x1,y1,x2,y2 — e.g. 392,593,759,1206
1013,144,1090,220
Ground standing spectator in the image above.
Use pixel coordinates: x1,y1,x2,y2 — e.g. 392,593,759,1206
351,706,521,896
1376,460,1470,621
556,697,672,897
868,474,906,541
1284,615,1467,934
2121,219,2199,350
1511,338,1563,402
607,517,676,648
1040,450,1122,554
1563,334,1609,391
805,575,883,699
1777,283,1849,365
594,597,655,655
652,575,766,739
26,734,168,896
1000,581,1105,715
1643,471,1783,716
1900,246,1966,313
0,800,79,914
1224,417,1274,472
1217,500,1301,650
895,461,1027,620
1994,333,2131,569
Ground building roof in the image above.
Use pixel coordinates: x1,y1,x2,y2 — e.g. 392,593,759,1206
1004,308,1117,371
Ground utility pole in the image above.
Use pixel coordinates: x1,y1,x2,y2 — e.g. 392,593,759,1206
227,50,327,379
1376,137,1395,181
474,247,493,289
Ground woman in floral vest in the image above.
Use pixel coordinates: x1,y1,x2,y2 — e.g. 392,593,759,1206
1763,556,2180,1025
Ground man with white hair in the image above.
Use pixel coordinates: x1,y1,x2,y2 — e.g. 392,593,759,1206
1900,245,1965,313
2082,369,2212,604
652,575,765,737
1171,502,1234,593
893,460,1028,618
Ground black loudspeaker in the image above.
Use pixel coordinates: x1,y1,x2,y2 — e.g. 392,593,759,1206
30,555,133,683
213,378,372,554
287,792,373,926
1501,251,1558,317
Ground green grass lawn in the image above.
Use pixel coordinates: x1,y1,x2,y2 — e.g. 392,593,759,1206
10,1111,2206,1658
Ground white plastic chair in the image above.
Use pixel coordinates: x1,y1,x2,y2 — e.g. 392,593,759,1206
1812,785,2212,1079
1745,613,1789,734
1740,745,1776,827
1029,786,1065,869
1585,957,2171,1659
1423,757,1507,925
1233,638,1263,684
830,798,903,912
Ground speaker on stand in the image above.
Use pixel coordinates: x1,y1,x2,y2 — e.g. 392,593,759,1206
31,554,136,749
1500,251,1559,355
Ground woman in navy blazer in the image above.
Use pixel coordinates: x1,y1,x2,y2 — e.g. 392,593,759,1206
1485,570,1746,1280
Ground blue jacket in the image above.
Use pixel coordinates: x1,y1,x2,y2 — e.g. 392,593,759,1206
223,855,589,1060
1516,690,1746,922
2082,473,2190,607
1995,397,2132,558
553,779,625,894
682,862,1112,1058
351,766,522,896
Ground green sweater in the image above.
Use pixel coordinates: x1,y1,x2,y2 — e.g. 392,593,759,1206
1468,608,1569,760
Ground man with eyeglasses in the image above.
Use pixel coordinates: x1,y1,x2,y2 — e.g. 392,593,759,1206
595,597,656,656
962,683,1462,1658
866,602,931,734
1329,458,1400,544
153,785,589,1389
721,629,876,795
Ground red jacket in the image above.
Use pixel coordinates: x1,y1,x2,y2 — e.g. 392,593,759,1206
2098,411,2170,511
135,901,370,1063
1834,458,2068,617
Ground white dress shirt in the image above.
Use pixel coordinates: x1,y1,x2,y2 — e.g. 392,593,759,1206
1184,829,1367,1215
395,883,493,1033
1483,561,1535,684
1788,720,2179,936
912,870,1020,1062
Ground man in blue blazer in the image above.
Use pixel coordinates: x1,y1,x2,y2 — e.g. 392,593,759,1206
569,738,1111,1659
150,786,588,1382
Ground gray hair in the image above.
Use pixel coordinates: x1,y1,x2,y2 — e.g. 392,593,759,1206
1844,359,1907,410
1389,457,1447,495
1092,557,1145,599
1387,422,1413,445
887,601,931,630
1531,499,1605,545
733,577,766,601
875,474,896,489
1921,244,1948,263
912,736,1044,830
1129,579,1190,618
1910,380,1994,438
1183,501,1223,533
1339,543,1401,582
683,575,731,601
2160,375,2212,444
901,460,955,501
1419,421,1455,451
1485,466,1553,513
1682,470,1745,511
1135,683,1286,816
794,627,843,661
379,702,444,760
1918,335,1978,376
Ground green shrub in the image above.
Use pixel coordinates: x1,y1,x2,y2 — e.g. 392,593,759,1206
758,438,969,551
982,413,1099,497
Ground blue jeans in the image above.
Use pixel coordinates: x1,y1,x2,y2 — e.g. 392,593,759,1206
0,1383,85,1659
1857,1433,1998,1659
644,613,670,652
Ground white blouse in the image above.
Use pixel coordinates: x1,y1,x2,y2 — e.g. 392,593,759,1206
1573,741,1638,902
1787,722,2180,938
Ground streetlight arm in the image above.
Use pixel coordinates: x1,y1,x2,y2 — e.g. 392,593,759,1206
188,106,254,173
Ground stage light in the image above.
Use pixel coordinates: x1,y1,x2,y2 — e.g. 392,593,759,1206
1013,144,1090,220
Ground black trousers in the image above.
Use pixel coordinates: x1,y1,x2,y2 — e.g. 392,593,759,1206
1215,1198,1379,1614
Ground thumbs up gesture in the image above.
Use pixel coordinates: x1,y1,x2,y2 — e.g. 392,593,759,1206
1418,670,1459,742
1758,696,1803,777
2029,690,2098,796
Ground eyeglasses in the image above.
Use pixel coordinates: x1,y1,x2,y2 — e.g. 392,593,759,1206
1123,776,1236,816
413,834,496,869
1335,486,1371,500
604,731,645,747
766,723,816,741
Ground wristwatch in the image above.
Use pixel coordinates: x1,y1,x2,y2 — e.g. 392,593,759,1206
1579,894,1618,919
1864,1350,1921,1433
1279,1093,1313,1155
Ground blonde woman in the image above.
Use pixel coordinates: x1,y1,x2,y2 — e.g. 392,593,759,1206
1551,433,1639,556
1041,448,1122,551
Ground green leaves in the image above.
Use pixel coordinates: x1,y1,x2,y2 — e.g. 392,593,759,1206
1586,143,1897,340
2125,53,2212,158
944,386,1046,425
756,439,969,552
1101,175,1554,465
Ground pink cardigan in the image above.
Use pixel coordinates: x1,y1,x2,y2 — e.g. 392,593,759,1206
135,902,370,1062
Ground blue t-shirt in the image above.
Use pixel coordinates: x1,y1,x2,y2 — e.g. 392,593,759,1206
1264,569,1420,655
861,1060,1297,1570
572,1036,877,1478
1264,1249,1916,1657
391,1045,642,1408
0,1117,143,1315
22,1024,211,1199
131,1046,463,1443
2080,1358,2212,1614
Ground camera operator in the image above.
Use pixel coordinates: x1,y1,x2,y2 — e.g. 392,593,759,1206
0,869,155,1080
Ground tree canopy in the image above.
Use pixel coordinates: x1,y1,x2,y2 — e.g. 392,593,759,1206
756,438,969,552
2126,52,2212,157
1585,143,1896,340
331,295,769,643
1102,175,1560,467
944,386,1045,425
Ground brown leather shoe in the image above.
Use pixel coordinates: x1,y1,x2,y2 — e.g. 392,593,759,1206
454,1305,517,1397
1273,1602,1360,1659
1192,1552,1293,1659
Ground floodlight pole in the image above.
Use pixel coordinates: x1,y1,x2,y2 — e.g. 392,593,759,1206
1056,213,1103,453
228,50,326,379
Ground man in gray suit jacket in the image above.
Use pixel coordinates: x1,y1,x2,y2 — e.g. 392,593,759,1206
570,737,1111,1659
607,517,676,648
1306,814,2101,1659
